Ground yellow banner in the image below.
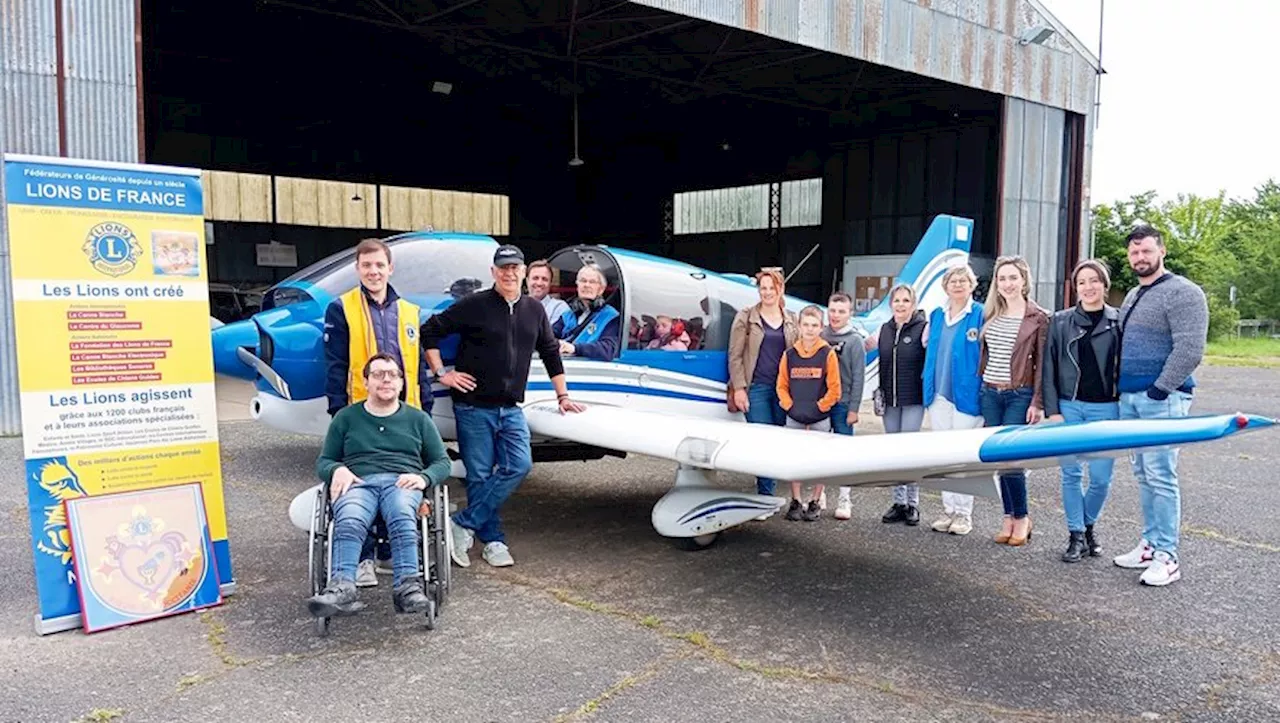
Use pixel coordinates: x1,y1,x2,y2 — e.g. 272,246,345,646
4,154,233,634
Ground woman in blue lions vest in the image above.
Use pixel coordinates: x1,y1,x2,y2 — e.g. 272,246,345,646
922,264,985,536
554,264,621,361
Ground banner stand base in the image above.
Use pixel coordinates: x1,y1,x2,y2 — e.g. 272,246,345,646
33,581,237,636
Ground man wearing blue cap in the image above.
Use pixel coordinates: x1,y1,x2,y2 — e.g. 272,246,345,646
422,244,585,568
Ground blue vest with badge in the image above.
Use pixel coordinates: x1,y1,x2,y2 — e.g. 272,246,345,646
559,303,620,344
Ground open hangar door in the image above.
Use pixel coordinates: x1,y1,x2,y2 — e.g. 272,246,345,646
142,0,1003,303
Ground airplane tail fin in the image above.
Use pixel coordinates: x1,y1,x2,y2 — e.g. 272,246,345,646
859,214,974,324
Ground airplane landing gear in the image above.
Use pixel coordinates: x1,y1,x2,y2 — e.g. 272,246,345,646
672,532,720,551
651,465,783,550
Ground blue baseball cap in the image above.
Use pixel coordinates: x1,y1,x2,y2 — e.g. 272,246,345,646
493,245,525,267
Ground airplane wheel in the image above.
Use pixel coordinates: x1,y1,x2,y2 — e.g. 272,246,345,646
673,532,719,551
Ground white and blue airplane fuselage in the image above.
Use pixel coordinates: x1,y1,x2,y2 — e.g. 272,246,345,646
213,216,1274,548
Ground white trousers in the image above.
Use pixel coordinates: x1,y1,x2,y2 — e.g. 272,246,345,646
928,397,984,517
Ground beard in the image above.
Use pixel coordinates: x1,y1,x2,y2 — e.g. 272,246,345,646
1132,261,1160,278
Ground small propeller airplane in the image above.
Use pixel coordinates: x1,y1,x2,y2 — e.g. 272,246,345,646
211,215,1275,549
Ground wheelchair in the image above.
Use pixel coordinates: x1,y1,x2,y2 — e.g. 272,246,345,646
308,479,452,636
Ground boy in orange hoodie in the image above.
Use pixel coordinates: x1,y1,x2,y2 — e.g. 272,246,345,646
777,305,843,521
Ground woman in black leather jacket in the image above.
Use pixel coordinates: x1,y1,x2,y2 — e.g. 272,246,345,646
1042,259,1122,562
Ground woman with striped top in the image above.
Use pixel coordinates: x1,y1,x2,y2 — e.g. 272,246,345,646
979,256,1050,547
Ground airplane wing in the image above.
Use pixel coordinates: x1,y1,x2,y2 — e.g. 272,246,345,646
523,401,1275,492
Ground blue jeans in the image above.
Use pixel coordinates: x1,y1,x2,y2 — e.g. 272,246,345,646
883,404,925,505
1059,400,1120,532
452,403,533,545
745,382,787,495
359,517,391,563
980,384,1034,518
829,401,855,436
1120,390,1192,559
331,473,423,587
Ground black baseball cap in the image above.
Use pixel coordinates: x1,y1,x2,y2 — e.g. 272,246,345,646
493,244,525,267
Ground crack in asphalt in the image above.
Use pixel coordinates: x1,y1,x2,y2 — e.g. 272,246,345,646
550,652,687,722
483,568,1083,722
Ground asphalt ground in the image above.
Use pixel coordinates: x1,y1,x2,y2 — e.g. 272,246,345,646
2,364,1278,723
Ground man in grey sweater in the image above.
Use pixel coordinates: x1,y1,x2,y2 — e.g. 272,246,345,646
1111,224,1208,587
823,292,866,520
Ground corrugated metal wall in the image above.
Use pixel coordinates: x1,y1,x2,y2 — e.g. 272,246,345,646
0,0,139,435
843,124,998,258
633,0,1098,115
1000,97,1067,308
63,0,139,161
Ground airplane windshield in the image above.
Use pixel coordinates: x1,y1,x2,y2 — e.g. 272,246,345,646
277,239,496,300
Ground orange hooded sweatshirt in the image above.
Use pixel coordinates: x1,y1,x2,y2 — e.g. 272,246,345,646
776,336,842,425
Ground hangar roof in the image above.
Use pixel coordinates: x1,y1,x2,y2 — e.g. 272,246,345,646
261,0,1098,115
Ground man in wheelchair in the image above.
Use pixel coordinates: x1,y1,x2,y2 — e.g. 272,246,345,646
307,353,453,619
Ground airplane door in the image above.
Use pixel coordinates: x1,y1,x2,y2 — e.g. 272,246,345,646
620,256,726,383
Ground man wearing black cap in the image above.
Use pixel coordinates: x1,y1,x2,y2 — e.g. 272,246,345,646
422,244,585,568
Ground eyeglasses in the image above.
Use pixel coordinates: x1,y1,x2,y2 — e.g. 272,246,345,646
367,370,402,380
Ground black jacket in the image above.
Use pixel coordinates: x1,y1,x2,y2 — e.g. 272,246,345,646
877,311,927,408
1041,304,1121,416
421,288,565,408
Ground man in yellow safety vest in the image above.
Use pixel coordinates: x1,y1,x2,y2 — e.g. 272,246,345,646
323,237,432,587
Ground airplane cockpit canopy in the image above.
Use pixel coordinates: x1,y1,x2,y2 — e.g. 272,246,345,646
262,235,496,310
545,245,759,355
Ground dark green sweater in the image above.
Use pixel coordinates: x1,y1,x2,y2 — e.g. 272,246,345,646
316,402,452,486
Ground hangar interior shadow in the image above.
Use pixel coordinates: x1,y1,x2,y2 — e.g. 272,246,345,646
144,0,1002,301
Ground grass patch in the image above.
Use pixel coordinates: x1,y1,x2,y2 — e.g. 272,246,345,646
1205,337,1280,368
74,710,124,723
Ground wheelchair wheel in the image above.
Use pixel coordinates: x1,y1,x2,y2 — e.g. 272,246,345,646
423,597,437,631
434,485,451,605
308,487,332,637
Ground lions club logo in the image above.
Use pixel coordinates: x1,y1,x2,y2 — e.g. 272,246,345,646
83,222,142,277
966,328,980,342
405,324,417,341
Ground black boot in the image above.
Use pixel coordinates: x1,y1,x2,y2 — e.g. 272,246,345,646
307,580,365,618
1085,525,1101,557
903,505,920,526
1062,532,1088,563
881,504,907,524
785,499,804,521
393,576,430,614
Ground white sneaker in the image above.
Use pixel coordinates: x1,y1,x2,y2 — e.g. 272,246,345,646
931,513,955,533
1113,539,1155,569
1139,551,1181,586
355,559,378,587
482,541,515,567
834,488,852,520
948,515,973,536
449,519,473,568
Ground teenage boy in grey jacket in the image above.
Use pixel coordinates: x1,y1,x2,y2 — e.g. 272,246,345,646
1111,225,1208,588
822,292,865,521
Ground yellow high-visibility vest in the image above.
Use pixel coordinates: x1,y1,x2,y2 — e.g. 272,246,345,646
340,287,422,409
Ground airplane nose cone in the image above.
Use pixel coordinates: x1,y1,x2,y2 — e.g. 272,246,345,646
211,318,258,380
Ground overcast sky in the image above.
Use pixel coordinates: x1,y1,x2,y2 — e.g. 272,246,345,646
1039,0,1279,205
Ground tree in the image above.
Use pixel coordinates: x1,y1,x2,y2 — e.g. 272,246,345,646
1089,186,1278,340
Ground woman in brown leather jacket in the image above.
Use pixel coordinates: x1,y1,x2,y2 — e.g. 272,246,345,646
728,268,798,496
978,256,1049,547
